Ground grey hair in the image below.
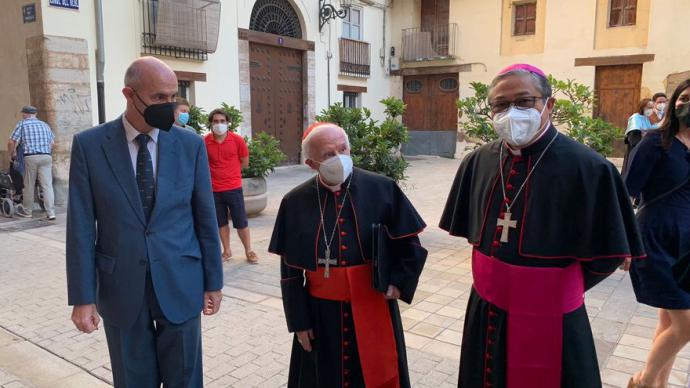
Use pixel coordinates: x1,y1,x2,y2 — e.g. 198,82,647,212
301,125,351,161
124,63,142,88
489,69,552,99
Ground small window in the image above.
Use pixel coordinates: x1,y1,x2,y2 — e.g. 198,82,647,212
513,2,537,36
342,8,362,40
440,78,458,91
405,80,423,93
178,80,191,100
609,0,637,27
343,92,361,108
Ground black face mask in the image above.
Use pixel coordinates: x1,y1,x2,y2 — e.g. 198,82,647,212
675,102,690,127
132,91,176,131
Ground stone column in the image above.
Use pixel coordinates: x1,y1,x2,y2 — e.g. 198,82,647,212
26,35,92,206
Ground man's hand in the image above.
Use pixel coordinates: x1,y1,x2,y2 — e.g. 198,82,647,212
203,290,223,315
620,257,632,271
296,329,315,352
71,304,100,333
385,285,401,300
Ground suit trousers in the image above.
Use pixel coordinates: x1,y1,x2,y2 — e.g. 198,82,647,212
104,273,203,388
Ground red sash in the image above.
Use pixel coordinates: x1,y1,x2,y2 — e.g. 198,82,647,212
472,249,585,388
307,264,400,388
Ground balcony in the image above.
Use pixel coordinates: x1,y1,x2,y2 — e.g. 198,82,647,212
401,23,457,62
141,0,221,61
339,38,370,78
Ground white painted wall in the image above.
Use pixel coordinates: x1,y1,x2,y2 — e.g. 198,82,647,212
38,0,397,132
41,0,99,125
334,2,394,121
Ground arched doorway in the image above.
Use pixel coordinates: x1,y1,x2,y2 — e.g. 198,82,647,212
245,0,307,164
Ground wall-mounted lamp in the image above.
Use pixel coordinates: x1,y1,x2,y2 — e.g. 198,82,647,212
319,0,351,32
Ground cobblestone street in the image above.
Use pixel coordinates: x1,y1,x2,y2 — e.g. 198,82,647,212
0,157,688,388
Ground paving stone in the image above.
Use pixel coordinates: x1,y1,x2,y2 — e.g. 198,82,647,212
1,158,690,387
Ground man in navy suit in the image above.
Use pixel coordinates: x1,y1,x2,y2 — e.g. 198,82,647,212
66,56,223,387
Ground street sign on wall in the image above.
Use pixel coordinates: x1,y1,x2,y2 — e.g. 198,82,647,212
49,0,79,10
22,4,36,23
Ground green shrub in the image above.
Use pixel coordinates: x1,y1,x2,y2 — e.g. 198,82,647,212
242,132,287,178
548,76,623,156
187,105,206,134
221,102,243,132
316,97,410,182
456,82,497,144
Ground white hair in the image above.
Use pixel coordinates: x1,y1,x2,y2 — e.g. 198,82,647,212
301,124,350,160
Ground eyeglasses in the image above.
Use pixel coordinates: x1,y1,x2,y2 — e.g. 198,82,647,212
488,96,546,115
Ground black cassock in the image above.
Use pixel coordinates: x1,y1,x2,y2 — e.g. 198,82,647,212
269,167,427,388
439,126,645,388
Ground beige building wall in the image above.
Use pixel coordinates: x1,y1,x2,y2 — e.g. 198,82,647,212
499,0,547,55
0,1,44,168
390,0,690,110
594,0,651,50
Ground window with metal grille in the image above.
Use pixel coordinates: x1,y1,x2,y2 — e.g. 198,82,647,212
439,78,458,91
250,0,303,38
513,2,536,36
178,80,191,100
343,92,360,108
405,80,423,93
141,0,221,61
609,0,637,27
342,8,362,40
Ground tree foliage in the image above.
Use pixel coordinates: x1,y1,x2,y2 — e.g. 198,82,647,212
456,76,624,155
316,97,410,182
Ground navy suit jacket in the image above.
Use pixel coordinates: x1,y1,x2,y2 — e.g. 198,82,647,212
66,118,223,328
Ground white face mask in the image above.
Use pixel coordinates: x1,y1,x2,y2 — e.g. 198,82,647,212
657,103,666,112
212,123,228,135
316,154,353,185
492,102,548,147
644,108,654,117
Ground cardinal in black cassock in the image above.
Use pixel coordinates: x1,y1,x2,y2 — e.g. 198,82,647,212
269,123,428,388
439,64,645,388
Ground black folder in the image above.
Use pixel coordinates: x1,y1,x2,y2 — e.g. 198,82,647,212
371,223,392,293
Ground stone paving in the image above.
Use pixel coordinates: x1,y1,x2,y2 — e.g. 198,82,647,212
0,157,688,387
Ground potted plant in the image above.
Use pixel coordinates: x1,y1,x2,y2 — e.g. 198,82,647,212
241,132,287,216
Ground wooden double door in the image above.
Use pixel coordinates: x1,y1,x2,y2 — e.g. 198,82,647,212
249,43,304,164
403,73,459,131
594,64,642,130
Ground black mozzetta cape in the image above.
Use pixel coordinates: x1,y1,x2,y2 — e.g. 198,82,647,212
440,125,645,261
270,167,427,302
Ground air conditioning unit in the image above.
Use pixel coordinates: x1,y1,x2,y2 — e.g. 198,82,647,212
389,57,400,71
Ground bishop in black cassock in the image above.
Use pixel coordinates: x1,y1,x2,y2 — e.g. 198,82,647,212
440,64,645,388
269,123,428,388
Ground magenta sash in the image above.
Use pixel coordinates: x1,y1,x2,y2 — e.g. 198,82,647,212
472,249,585,388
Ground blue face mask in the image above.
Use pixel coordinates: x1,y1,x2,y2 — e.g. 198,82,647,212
177,112,190,126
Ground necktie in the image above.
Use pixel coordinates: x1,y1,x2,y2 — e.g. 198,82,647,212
135,134,155,221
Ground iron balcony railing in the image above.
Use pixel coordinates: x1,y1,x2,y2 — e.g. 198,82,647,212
401,23,457,62
141,0,221,61
339,38,370,78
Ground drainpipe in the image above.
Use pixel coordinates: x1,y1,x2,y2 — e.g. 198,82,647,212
326,21,333,106
95,0,106,123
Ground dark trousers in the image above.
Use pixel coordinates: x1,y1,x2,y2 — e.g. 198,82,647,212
104,274,203,388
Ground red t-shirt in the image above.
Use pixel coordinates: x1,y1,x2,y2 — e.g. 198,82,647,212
204,132,249,192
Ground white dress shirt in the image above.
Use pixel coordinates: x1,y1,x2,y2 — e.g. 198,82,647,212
122,115,159,179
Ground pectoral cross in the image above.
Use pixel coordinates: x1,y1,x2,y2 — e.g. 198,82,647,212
496,211,517,243
318,248,337,278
